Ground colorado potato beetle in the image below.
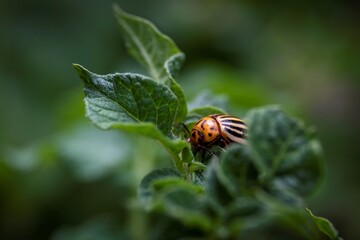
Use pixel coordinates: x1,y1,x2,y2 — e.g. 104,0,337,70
187,114,247,157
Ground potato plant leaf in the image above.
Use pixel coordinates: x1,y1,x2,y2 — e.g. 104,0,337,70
73,64,191,167
245,106,323,197
139,168,181,206
188,90,228,112
114,5,183,83
205,162,235,212
220,145,258,195
165,52,185,80
74,64,178,135
139,169,210,230
160,187,211,231
114,6,187,122
73,6,337,239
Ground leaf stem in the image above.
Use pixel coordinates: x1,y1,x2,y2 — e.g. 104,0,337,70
160,141,185,175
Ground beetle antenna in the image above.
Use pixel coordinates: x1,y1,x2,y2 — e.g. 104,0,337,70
182,123,191,135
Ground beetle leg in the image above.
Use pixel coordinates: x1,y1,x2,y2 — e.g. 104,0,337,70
201,145,219,162
215,136,228,148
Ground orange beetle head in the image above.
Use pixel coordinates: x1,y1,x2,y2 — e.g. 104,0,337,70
189,117,220,146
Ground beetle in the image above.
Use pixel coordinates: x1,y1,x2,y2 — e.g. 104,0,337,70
186,114,247,158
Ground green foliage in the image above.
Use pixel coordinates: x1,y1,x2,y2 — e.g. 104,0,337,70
113,5,184,84
113,5,187,123
245,106,324,197
73,65,178,136
73,5,341,240
306,208,343,240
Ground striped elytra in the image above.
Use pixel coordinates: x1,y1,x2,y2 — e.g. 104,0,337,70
189,114,247,151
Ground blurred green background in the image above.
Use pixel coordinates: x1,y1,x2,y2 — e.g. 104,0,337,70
1,0,359,239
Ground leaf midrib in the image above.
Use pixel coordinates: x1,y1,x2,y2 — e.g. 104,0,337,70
269,127,298,177
118,16,161,82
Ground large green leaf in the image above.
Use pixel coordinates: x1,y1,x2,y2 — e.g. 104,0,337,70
73,64,190,168
114,6,188,122
74,64,178,136
245,106,323,196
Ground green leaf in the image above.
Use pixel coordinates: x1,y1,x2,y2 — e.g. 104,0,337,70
140,169,209,230
180,146,193,163
188,161,207,173
74,64,177,136
306,208,342,240
226,197,263,219
152,178,204,194
225,197,266,236
245,106,323,196
164,51,187,124
185,91,227,127
165,52,185,80
161,187,211,231
188,90,228,112
113,5,184,84
256,190,321,239
114,6,188,123
139,168,181,206
205,162,235,212
74,64,189,168
220,145,258,195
